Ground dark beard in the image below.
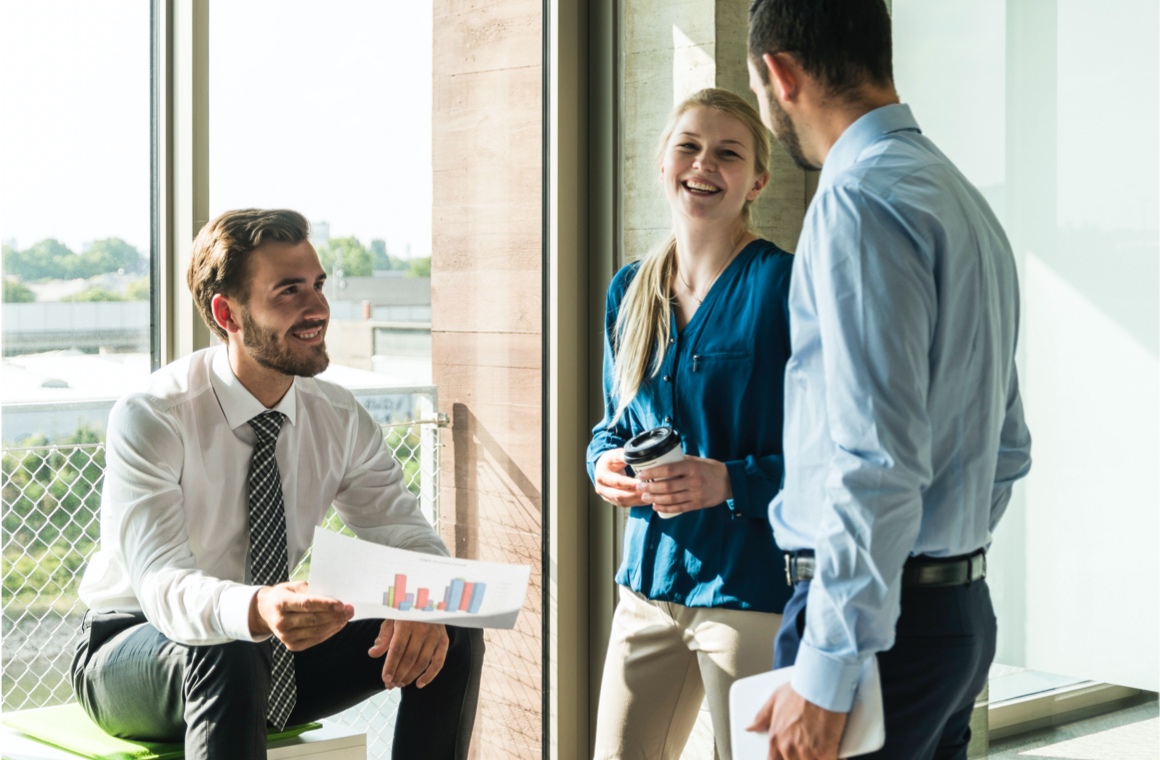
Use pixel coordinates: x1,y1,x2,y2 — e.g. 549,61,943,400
769,96,820,172
240,308,330,378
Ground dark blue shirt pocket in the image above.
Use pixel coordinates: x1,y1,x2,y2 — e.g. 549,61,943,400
682,351,757,455
690,350,753,373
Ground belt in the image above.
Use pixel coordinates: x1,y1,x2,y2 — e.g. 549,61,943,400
784,550,986,588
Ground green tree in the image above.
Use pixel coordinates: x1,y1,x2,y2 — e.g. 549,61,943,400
32,238,79,279
4,239,75,280
369,239,391,272
2,238,146,281
317,236,373,278
63,287,126,302
406,256,432,278
3,242,34,280
1,243,17,274
82,238,147,276
125,277,151,301
3,278,36,303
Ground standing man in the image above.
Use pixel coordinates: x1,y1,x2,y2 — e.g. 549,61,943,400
72,209,483,760
745,1,1031,758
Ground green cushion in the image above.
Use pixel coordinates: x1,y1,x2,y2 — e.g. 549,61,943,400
2,703,321,760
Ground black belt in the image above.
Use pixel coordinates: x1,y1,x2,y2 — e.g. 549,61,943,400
784,550,986,588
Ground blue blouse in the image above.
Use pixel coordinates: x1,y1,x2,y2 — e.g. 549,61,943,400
587,239,795,613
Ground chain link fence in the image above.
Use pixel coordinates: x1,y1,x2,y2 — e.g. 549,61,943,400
2,417,441,760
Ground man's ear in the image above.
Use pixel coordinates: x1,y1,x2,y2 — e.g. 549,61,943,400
211,294,242,335
762,51,800,104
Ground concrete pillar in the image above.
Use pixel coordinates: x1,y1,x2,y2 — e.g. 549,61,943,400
431,0,543,757
622,0,815,263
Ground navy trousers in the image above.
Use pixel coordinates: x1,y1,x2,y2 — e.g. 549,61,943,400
774,579,996,760
72,612,484,760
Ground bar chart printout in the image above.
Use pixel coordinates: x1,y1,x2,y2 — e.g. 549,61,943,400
382,576,488,614
309,528,531,629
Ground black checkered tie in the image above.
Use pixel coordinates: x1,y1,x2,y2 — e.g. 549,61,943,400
248,411,296,730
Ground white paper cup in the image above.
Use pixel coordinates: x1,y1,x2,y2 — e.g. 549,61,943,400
624,427,685,519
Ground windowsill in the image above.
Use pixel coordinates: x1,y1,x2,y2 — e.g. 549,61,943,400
989,681,1149,741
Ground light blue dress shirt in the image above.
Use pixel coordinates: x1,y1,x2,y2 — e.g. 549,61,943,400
770,104,1032,712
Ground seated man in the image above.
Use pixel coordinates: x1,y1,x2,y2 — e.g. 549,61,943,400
71,208,483,760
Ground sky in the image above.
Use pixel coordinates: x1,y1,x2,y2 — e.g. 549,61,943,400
4,0,1155,254
0,0,433,257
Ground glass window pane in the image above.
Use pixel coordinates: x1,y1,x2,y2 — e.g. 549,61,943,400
894,0,1159,698
209,0,434,391
1,1,153,442
0,0,153,714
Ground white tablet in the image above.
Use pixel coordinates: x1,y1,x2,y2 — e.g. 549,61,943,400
729,657,886,759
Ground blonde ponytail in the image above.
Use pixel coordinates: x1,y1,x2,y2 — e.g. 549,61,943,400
611,236,677,422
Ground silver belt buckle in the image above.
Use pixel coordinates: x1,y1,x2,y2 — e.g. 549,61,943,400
784,554,793,586
972,553,987,582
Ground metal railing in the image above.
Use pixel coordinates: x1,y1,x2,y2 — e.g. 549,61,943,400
2,406,441,760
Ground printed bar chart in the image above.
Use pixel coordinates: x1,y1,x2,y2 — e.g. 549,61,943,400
468,582,487,614
310,529,531,629
381,574,489,615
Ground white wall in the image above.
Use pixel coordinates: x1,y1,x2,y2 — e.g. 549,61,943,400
894,0,1159,691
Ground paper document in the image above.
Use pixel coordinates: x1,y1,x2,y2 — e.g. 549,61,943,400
729,657,885,759
307,528,531,629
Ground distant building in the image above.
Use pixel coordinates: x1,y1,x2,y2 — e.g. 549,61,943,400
3,301,150,356
322,275,432,384
324,276,430,322
1,351,432,443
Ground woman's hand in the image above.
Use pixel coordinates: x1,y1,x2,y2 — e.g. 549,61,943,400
594,449,648,507
636,456,732,516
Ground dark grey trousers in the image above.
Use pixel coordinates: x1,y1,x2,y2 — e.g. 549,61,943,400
71,612,484,760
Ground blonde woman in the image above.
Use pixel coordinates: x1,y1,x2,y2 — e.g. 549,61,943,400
587,89,794,760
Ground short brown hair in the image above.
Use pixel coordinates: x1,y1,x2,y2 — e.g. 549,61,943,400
749,0,893,99
187,209,310,340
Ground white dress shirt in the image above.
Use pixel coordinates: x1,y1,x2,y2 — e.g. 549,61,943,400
79,346,448,646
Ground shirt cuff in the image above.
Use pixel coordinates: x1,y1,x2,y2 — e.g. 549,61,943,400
724,460,748,517
790,642,863,713
221,583,266,642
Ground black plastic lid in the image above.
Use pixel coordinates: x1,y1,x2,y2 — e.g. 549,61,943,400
623,426,681,464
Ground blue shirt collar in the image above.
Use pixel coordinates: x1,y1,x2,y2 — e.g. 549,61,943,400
818,103,922,188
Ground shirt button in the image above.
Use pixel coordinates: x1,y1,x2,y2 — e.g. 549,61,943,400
663,416,672,424
663,375,671,382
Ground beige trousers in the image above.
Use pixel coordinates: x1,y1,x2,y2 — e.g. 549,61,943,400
592,586,782,760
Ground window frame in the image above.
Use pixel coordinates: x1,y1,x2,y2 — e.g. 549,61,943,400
154,0,212,367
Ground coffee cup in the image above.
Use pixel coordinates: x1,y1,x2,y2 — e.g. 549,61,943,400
623,426,685,519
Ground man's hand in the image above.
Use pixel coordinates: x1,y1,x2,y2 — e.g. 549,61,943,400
368,620,449,690
250,580,353,651
594,449,647,507
637,456,732,515
748,682,848,760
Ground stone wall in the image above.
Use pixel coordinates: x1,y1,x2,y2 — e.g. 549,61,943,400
623,0,814,262
431,0,543,757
